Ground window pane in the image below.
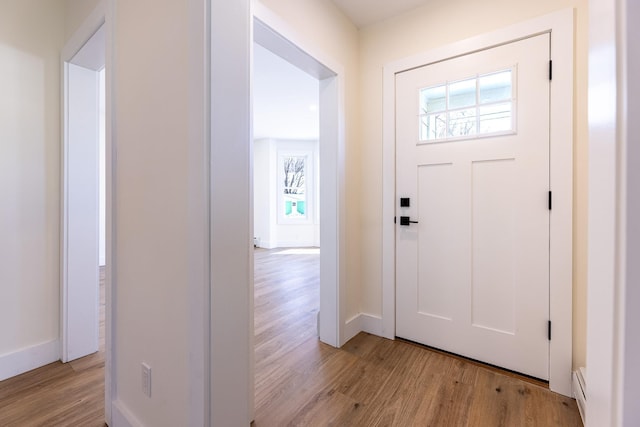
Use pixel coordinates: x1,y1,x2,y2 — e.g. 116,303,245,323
284,194,305,217
448,108,476,137
420,113,446,141
479,70,512,104
479,103,512,133
420,85,446,113
448,78,476,110
283,156,306,218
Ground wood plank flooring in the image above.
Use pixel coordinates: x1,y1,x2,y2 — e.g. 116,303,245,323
253,248,583,427
0,268,106,427
0,251,583,426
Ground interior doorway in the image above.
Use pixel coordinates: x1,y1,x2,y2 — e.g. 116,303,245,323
61,24,106,364
252,38,322,413
251,13,346,418
252,15,344,349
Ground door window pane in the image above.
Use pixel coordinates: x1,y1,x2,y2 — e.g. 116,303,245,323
420,85,446,114
448,108,477,138
479,70,512,104
479,103,512,133
420,113,446,141
448,78,476,110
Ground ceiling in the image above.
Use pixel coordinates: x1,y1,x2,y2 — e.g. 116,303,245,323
253,42,319,141
331,0,429,28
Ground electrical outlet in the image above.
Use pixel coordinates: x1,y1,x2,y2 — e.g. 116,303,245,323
141,363,152,397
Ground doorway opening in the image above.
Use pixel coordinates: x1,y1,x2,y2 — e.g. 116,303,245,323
253,38,321,413
251,13,346,418
61,23,106,364
252,15,344,347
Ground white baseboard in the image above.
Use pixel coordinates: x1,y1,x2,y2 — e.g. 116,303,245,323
344,313,383,343
572,367,586,425
0,339,60,381
255,239,276,249
112,400,145,427
275,240,317,248
344,314,362,342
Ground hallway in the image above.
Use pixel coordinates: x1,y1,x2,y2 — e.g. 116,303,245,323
253,248,582,426
0,255,582,426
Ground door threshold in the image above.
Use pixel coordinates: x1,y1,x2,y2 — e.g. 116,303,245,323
396,336,549,389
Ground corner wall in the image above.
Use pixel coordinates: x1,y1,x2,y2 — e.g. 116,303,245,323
0,0,65,379
111,0,208,424
358,0,589,369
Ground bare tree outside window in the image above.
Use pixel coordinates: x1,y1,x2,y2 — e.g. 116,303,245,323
283,157,305,194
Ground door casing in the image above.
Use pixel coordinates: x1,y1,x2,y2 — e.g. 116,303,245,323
60,0,110,422
381,8,574,396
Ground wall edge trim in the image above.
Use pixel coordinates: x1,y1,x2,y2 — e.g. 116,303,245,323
0,339,60,382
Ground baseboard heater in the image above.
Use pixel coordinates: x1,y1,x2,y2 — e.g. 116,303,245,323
572,367,586,424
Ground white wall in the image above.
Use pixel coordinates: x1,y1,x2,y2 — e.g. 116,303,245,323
254,139,276,248
254,138,319,248
358,0,589,369
0,0,64,378
64,0,102,41
111,0,208,424
111,0,251,424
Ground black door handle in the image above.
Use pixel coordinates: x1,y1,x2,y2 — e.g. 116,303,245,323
400,216,419,226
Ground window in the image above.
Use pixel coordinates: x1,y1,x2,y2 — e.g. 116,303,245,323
419,67,515,143
278,151,313,224
283,156,306,218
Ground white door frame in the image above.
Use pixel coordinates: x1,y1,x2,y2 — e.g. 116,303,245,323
381,9,574,396
586,0,640,424
60,0,113,423
253,3,347,348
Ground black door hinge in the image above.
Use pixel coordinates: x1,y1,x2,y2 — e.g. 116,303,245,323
548,191,552,210
394,216,397,224
548,320,552,341
549,60,553,81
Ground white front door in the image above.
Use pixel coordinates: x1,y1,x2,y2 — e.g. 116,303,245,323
395,34,551,379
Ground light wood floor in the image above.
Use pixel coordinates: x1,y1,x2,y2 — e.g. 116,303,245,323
0,252,583,426
0,268,106,427
253,248,583,426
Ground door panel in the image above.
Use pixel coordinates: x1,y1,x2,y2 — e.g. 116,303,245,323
471,158,515,334
395,34,550,379
417,163,456,320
